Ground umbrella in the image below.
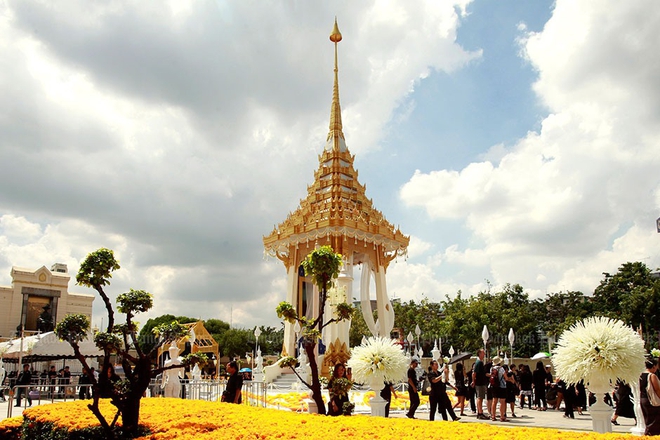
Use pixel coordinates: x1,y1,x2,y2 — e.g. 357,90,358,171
238,367,252,373
449,352,471,364
531,351,551,360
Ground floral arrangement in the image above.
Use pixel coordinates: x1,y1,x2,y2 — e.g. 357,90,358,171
552,316,646,389
329,377,353,398
347,337,408,386
4,397,644,440
342,401,355,415
651,348,660,358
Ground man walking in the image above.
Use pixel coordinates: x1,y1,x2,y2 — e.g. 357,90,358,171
14,364,32,407
472,348,489,420
223,361,243,404
406,358,420,419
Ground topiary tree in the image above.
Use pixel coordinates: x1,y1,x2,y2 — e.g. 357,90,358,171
275,245,355,415
56,248,206,438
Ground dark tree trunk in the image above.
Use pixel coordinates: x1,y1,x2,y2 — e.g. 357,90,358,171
120,395,142,437
121,356,154,437
305,340,326,415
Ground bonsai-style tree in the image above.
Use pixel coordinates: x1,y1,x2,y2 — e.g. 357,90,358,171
276,245,355,415
56,248,206,438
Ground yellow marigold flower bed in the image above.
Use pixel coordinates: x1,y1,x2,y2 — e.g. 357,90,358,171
10,398,653,440
253,390,432,412
0,417,22,440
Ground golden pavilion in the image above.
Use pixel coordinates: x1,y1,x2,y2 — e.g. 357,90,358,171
263,20,409,368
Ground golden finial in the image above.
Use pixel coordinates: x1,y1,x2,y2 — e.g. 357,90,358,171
330,17,342,43
328,18,344,147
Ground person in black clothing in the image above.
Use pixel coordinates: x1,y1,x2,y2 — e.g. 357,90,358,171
428,360,460,421
78,369,91,400
467,363,477,413
640,358,660,436
611,379,635,425
380,382,397,417
327,363,351,416
532,361,547,410
223,361,243,404
99,365,120,399
453,362,468,416
505,370,518,418
575,380,586,414
47,365,58,397
518,364,533,409
14,364,32,407
563,381,577,419
406,358,420,419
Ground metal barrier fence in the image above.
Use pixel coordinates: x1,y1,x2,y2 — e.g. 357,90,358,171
6,380,267,419
5,383,81,418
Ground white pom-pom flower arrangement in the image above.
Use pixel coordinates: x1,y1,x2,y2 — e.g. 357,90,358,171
552,316,645,390
347,337,408,386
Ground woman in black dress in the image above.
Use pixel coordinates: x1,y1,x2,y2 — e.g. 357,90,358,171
453,363,467,416
518,364,533,409
639,358,660,435
327,363,352,416
532,361,547,410
611,379,635,425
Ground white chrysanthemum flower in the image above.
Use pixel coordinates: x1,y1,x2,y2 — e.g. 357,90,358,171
347,337,408,385
651,348,660,358
552,316,646,388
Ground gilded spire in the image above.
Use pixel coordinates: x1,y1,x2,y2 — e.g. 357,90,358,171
328,18,345,149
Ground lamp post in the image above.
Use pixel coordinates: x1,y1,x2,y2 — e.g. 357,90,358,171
508,328,515,364
481,325,489,358
414,324,421,356
254,327,262,353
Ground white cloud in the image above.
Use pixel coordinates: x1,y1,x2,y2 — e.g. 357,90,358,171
400,0,660,298
0,0,479,328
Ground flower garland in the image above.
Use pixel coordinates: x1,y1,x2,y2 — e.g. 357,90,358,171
347,337,408,385
552,316,646,387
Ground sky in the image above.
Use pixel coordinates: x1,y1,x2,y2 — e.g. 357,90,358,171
1,0,659,333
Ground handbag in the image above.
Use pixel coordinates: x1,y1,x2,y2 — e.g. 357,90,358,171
421,377,431,396
647,373,660,407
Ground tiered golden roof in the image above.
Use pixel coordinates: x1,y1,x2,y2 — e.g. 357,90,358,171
263,19,409,269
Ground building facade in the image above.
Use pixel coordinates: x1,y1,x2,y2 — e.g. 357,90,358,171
0,263,94,338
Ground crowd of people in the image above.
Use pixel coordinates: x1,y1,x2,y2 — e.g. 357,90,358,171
399,348,660,436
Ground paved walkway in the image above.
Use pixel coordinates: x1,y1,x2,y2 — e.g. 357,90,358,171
390,405,640,434
1,398,641,435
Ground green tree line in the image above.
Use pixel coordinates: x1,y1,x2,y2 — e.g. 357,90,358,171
350,261,660,357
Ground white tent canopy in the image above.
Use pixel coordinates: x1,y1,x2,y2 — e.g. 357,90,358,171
1,331,102,362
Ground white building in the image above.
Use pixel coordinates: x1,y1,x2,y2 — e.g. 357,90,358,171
0,263,94,338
